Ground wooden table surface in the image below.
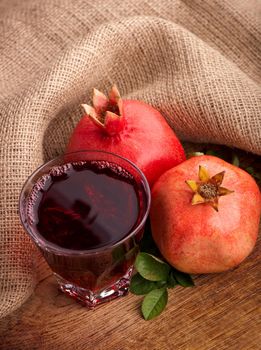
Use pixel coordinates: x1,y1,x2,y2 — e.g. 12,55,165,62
0,236,260,350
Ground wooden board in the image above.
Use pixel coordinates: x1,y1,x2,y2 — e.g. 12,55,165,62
0,237,260,350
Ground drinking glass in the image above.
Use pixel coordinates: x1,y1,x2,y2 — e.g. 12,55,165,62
19,150,150,308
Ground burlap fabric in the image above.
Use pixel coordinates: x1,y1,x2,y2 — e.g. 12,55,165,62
0,0,260,319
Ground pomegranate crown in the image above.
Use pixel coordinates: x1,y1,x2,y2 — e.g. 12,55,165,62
185,165,234,211
81,85,124,135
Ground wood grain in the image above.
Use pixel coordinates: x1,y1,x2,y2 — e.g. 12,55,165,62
0,236,260,350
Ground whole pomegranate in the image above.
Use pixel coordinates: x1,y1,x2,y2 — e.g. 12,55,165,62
150,155,261,273
67,86,185,185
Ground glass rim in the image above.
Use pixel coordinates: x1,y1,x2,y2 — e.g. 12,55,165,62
19,150,151,256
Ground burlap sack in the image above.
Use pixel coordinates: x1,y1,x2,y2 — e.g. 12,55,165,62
0,0,260,319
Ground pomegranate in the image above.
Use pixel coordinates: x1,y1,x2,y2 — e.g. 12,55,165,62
150,155,261,273
67,86,185,185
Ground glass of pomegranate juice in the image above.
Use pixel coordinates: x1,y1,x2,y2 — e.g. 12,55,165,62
19,150,150,308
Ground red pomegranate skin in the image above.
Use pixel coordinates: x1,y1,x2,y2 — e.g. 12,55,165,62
67,98,185,186
150,155,261,273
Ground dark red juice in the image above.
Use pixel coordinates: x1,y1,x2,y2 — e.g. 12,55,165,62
28,160,145,291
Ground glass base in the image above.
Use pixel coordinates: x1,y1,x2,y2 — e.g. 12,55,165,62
55,266,133,308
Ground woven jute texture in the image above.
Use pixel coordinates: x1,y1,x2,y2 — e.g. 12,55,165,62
0,0,260,318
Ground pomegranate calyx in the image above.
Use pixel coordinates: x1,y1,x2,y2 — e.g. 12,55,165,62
81,104,104,128
82,85,124,135
93,88,108,114
104,111,124,134
109,85,121,105
185,165,234,211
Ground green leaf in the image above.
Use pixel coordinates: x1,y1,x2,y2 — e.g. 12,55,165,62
187,152,204,159
141,288,168,320
112,244,139,263
232,154,240,167
135,253,170,281
172,270,194,287
246,167,255,175
130,273,157,295
156,280,167,288
205,149,228,161
206,150,218,157
112,246,126,262
125,244,139,260
167,271,178,288
245,167,261,186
